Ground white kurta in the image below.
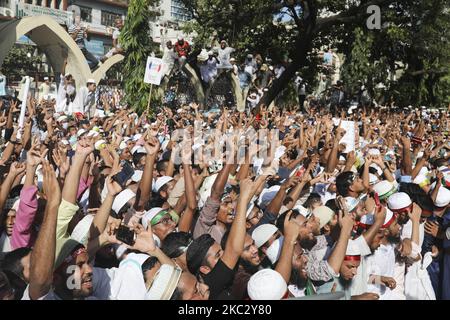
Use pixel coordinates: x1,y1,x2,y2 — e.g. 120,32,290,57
366,243,396,300
350,236,372,296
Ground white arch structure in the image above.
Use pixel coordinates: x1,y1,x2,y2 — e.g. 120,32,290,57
0,16,124,88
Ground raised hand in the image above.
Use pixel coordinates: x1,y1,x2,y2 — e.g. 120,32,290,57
284,210,300,242
27,137,48,167
42,160,61,205
144,136,160,155
9,161,26,176
130,224,157,254
76,136,94,156
105,175,123,197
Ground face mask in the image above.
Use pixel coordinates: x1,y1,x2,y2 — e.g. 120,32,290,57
62,123,69,130
66,85,75,96
266,236,284,264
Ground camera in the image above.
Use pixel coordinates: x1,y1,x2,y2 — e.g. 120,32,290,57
116,225,136,246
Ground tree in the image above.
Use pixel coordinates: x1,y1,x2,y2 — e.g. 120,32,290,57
120,0,160,113
179,0,450,109
1,45,43,81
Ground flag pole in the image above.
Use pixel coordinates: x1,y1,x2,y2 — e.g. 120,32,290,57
147,84,153,113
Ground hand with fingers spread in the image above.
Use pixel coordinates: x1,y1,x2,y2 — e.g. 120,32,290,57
27,137,48,167
52,147,69,178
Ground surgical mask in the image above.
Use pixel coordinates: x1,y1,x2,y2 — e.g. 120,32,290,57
266,236,284,264
66,85,75,96
62,122,69,130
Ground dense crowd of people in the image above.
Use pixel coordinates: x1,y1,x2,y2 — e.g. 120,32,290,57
0,80,449,300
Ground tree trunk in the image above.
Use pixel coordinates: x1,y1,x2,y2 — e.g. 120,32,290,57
256,1,317,113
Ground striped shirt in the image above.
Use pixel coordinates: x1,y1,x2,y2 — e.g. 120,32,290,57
68,24,85,48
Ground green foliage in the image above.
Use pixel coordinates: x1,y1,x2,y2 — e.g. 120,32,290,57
120,0,160,113
1,45,43,80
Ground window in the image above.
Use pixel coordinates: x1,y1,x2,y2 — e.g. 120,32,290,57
101,10,121,27
80,6,92,23
0,0,10,7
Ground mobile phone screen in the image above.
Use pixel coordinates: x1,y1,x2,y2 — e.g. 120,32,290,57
116,225,135,246
113,161,135,188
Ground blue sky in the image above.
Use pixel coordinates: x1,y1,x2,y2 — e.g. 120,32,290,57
274,5,302,23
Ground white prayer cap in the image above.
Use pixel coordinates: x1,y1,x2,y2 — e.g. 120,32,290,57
293,204,309,217
44,77,49,80
359,213,375,228
258,185,281,208
344,197,360,213
77,129,87,137
372,180,397,200
57,115,68,122
131,170,143,183
345,238,361,257
251,224,278,248
112,189,136,214
132,134,142,142
87,130,99,138
413,174,430,188
70,214,95,246
368,148,380,156
434,186,450,208
94,139,107,151
153,176,174,192
131,145,147,155
387,192,412,211
312,206,335,229
369,173,379,186
145,264,182,300
382,208,395,228
369,163,383,176
86,79,96,84
142,207,164,230
247,269,287,300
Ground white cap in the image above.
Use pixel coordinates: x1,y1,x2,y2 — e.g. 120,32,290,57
369,173,379,185
434,186,450,208
346,239,361,256
132,134,142,142
312,206,335,229
153,176,174,192
87,78,96,84
142,207,164,230
94,140,106,150
372,180,397,200
87,130,99,138
247,269,287,300
413,174,430,187
368,148,381,156
131,145,147,155
131,170,143,183
344,197,360,212
145,264,182,300
293,203,310,217
112,189,136,214
387,192,412,211
70,214,95,246
44,77,49,80
57,115,68,122
77,129,87,137
251,224,278,248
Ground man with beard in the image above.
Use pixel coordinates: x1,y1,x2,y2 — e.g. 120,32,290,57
288,243,309,297
222,233,261,299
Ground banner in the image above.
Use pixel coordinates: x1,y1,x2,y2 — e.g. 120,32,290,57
15,3,74,25
144,57,165,86
339,120,356,153
17,76,30,140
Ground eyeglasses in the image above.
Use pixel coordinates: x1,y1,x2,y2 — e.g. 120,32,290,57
153,214,174,226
